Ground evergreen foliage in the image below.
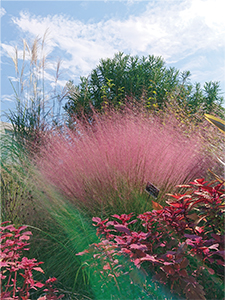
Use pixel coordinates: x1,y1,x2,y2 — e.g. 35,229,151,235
64,52,225,122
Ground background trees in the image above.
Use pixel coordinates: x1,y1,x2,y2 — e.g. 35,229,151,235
64,52,224,122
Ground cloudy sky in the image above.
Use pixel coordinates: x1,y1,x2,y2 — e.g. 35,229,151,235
1,0,225,119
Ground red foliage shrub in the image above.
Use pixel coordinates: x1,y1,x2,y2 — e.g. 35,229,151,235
0,222,64,300
78,179,225,299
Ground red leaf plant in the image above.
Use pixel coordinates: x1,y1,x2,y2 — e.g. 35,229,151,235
0,222,64,300
77,179,225,300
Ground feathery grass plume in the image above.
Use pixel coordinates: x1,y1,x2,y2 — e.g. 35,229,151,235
36,106,215,217
159,99,225,169
4,31,66,154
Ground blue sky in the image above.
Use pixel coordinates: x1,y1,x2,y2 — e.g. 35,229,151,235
1,0,225,120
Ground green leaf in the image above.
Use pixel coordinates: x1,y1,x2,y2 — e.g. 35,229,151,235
204,113,225,133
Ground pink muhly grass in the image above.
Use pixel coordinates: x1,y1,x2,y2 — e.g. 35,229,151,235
36,108,214,215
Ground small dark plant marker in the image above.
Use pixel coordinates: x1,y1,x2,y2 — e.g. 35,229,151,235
145,182,160,199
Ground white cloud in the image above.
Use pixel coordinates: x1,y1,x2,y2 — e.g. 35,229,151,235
2,0,225,90
0,7,6,18
180,0,224,31
142,0,225,60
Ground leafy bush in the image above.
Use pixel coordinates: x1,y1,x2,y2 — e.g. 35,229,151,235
64,52,225,123
0,222,64,299
78,178,225,299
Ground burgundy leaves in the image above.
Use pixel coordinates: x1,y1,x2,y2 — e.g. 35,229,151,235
79,179,225,300
0,222,64,300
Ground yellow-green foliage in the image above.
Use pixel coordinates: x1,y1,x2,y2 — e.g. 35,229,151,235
204,114,225,134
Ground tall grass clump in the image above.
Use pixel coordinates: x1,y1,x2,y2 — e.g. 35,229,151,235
160,98,225,173
1,32,67,225
4,32,66,155
0,132,34,224
36,106,216,217
26,174,175,300
0,135,95,298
